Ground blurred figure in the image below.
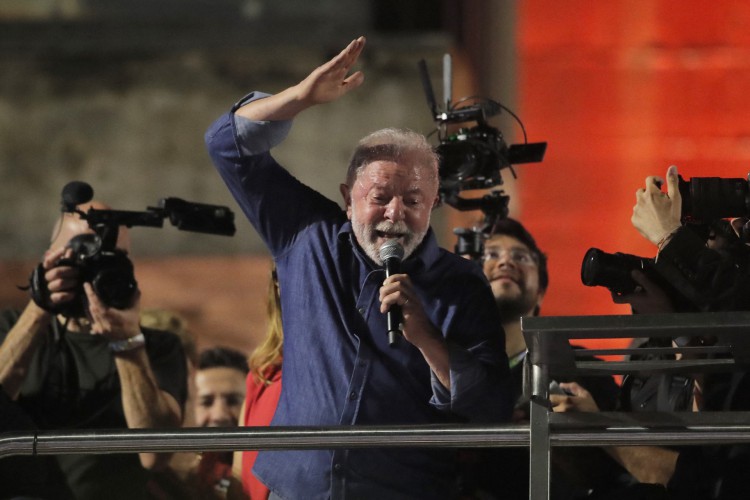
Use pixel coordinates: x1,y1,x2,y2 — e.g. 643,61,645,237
182,346,249,499
141,308,197,369
0,203,187,500
148,345,248,500
235,265,283,500
194,346,248,428
461,218,619,500
552,166,750,499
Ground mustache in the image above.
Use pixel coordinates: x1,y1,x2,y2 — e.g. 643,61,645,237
374,221,410,236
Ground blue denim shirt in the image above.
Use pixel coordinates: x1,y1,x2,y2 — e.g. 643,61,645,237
205,92,512,500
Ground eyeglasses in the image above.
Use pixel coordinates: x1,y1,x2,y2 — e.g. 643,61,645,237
482,248,537,266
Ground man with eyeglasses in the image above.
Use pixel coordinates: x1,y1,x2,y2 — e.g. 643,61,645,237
460,218,621,499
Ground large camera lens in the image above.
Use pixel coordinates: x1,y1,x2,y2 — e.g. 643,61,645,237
581,248,649,294
90,251,138,310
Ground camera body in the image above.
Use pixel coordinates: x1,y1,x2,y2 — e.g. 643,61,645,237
30,233,138,319
417,56,546,259
679,174,750,222
63,234,138,317
28,181,236,318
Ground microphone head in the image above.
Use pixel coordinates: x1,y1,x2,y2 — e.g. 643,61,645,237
379,239,404,263
61,181,94,211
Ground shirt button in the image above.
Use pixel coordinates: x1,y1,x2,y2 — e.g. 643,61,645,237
333,463,343,473
357,307,365,315
349,391,357,400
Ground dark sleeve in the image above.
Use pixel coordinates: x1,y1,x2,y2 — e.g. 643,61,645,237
142,328,188,411
431,269,513,422
654,226,750,311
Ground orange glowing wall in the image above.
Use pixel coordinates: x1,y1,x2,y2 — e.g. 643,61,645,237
514,1,750,336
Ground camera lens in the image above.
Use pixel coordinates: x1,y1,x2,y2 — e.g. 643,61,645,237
66,233,101,260
581,248,646,294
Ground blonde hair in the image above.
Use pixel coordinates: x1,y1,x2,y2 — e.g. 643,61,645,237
248,264,283,384
140,308,197,366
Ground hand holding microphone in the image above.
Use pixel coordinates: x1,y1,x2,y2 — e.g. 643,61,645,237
379,240,405,346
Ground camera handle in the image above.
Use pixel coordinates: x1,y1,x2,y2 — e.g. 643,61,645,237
446,190,510,260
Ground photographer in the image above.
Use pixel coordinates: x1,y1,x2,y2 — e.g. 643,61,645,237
630,165,750,312
0,202,187,500
553,166,750,499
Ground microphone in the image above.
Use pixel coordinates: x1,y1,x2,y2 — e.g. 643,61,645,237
61,181,94,212
379,240,405,347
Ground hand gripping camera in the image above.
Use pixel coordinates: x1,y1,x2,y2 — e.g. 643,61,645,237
581,174,750,307
418,55,547,259
29,181,236,318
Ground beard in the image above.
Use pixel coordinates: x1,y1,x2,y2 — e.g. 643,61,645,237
351,218,427,265
494,288,538,324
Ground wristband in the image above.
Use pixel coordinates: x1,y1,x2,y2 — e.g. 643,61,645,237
109,332,146,353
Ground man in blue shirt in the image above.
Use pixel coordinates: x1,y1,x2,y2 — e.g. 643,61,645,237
205,36,512,499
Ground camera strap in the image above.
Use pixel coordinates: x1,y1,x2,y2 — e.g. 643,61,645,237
28,263,57,313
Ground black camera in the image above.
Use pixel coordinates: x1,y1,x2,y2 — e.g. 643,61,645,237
580,248,653,295
29,181,236,318
580,247,697,311
417,56,547,259
679,174,750,223
57,233,138,317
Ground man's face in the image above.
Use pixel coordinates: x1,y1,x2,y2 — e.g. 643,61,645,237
341,160,438,264
482,234,544,320
194,367,246,427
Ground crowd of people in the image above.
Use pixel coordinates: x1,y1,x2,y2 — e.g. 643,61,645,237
1,35,749,499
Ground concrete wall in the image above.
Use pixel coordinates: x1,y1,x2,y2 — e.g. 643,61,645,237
0,26,454,353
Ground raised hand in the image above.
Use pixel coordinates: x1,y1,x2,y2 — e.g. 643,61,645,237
632,165,682,245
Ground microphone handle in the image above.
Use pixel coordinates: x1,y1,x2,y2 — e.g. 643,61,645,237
384,257,403,346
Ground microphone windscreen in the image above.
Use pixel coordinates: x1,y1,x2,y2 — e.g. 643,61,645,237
379,240,404,263
61,181,94,209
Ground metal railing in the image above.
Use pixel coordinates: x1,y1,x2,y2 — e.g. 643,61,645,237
4,418,750,459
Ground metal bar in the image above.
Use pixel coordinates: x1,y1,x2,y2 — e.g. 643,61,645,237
5,423,750,459
529,363,551,500
0,425,528,459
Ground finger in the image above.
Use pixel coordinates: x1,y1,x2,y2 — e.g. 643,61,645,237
730,217,748,238
630,269,656,291
610,291,630,304
559,382,588,397
645,175,663,191
548,394,565,407
665,164,679,199
49,291,76,305
342,71,365,91
83,283,103,315
379,292,400,314
333,36,365,72
42,247,67,269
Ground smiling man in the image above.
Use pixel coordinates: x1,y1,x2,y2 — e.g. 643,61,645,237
204,37,511,499
481,218,548,378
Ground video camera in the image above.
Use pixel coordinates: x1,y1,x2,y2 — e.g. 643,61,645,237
678,173,750,225
30,181,236,318
418,55,547,259
581,173,750,307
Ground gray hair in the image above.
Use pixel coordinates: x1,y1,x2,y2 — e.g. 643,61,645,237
345,128,440,187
